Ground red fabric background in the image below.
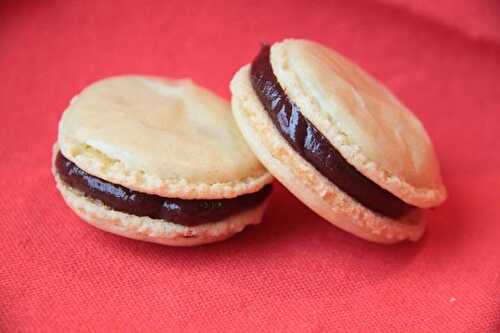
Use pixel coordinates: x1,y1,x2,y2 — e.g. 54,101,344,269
1,0,500,331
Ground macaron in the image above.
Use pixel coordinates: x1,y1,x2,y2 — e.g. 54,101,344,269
53,76,273,246
230,39,447,243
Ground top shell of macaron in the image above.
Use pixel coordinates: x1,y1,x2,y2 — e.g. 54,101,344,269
58,76,272,199
269,39,446,207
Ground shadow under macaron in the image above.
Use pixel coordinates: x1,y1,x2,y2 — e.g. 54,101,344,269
89,183,428,277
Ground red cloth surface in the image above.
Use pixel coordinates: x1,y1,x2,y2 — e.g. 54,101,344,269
1,0,500,331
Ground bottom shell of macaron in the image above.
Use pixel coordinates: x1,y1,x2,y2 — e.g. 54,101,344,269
231,63,428,244
53,150,271,247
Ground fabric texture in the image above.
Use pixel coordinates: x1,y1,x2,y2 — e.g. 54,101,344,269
1,0,499,331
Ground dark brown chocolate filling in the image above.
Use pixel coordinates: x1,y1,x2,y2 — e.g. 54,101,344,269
56,152,272,226
250,45,414,219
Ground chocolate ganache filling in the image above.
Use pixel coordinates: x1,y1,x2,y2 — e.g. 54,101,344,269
250,45,414,219
55,152,272,226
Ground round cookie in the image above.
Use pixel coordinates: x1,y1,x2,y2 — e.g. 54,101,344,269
230,39,446,243
53,76,273,246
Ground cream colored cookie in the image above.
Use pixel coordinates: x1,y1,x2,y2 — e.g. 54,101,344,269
231,66,425,243
54,76,273,246
58,75,272,199
54,168,269,247
270,39,446,207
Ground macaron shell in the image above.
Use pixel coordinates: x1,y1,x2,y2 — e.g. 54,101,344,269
58,76,272,199
230,65,425,243
270,39,446,208
53,160,270,247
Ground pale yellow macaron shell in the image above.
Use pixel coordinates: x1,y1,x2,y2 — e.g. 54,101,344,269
270,39,446,208
230,66,425,243
58,76,272,199
53,162,269,247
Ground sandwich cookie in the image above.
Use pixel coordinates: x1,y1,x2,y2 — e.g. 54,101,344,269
230,39,447,243
53,76,273,246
